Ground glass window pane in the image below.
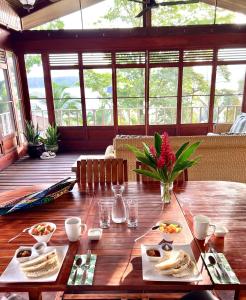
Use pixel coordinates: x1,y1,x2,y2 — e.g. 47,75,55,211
7,52,20,99
117,68,145,125
25,54,48,129
213,64,246,123
51,69,83,126
84,69,113,126
0,102,13,136
16,100,25,143
0,69,9,101
182,66,212,124
149,67,178,125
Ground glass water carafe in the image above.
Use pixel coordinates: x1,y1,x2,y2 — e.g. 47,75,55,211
111,185,126,223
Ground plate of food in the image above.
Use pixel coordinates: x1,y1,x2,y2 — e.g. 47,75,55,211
141,244,202,282
0,245,68,283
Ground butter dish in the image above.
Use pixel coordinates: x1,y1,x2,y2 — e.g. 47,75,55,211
88,228,102,241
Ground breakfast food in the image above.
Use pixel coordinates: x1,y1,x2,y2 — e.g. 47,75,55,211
16,249,32,258
155,250,196,277
159,222,182,234
31,223,54,236
146,249,161,257
20,249,59,278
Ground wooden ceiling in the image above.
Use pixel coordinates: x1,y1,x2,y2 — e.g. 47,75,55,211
2,0,246,30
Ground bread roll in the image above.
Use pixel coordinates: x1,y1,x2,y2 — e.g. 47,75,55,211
155,250,185,271
24,259,59,278
20,250,56,268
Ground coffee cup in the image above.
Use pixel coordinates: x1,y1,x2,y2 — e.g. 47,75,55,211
65,217,87,242
193,215,216,240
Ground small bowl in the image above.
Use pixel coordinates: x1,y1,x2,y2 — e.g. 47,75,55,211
15,246,33,263
88,228,102,241
214,225,228,237
28,222,56,243
144,245,163,262
33,242,47,254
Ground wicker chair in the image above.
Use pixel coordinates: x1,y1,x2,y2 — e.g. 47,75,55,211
76,159,128,191
136,161,188,186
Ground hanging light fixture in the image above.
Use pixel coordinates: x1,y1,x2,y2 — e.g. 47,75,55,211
19,0,36,12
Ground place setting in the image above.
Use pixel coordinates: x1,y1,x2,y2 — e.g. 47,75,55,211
193,214,240,285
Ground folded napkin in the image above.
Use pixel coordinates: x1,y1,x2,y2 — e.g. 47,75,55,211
203,252,240,284
67,254,97,286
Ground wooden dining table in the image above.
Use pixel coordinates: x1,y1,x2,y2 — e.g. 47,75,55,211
0,181,245,300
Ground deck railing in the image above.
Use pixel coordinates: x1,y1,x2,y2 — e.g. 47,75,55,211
30,104,242,127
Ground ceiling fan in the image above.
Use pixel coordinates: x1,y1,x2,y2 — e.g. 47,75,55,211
129,0,200,18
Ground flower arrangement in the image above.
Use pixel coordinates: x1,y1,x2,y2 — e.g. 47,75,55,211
128,132,201,203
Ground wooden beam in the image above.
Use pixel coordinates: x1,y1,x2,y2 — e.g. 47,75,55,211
201,0,246,15
13,24,246,52
0,0,21,31
21,0,104,30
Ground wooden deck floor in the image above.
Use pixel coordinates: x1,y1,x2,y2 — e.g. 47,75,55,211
0,153,79,192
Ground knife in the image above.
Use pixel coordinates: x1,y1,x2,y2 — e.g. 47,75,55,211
210,247,231,282
81,250,91,285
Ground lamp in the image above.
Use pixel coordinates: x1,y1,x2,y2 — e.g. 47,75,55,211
19,0,36,12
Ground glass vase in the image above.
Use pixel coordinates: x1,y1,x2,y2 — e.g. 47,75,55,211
160,182,173,204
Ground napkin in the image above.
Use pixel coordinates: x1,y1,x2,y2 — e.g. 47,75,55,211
203,252,240,284
67,254,97,286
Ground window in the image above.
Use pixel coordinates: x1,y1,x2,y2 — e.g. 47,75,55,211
214,65,246,123
84,69,113,126
7,52,24,144
0,68,14,136
182,66,212,124
149,67,178,125
51,69,82,126
117,68,145,125
25,54,48,131
151,2,246,27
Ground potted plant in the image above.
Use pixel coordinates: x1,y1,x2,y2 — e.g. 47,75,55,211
43,124,60,153
128,132,201,204
24,121,44,158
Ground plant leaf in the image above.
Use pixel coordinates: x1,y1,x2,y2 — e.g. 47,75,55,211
154,132,162,155
175,141,201,165
175,142,189,159
133,169,162,181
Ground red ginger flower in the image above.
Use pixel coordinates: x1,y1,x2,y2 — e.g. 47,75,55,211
157,132,176,170
149,145,156,157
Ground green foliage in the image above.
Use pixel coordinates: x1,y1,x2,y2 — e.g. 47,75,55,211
34,20,65,30
127,132,201,183
42,124,60,146
23,120,40,145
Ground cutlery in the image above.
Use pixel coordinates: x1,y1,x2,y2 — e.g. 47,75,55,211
72,257,83,285
81,250,91,285
210,247,231,282
8,227,30,243
208,255,222,280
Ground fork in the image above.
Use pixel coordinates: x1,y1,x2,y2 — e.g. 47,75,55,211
81,250,91,284
8,227,30,243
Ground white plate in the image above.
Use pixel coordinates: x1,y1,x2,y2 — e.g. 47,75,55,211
0,245,69,283
141,243,203,282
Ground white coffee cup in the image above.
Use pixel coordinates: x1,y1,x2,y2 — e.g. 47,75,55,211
65,217,87,242
193,215,216,240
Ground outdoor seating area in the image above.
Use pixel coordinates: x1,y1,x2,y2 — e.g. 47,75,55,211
1,0,246,299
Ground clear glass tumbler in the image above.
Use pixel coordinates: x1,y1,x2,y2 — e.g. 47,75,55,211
98,201,111,229
126,199,138,228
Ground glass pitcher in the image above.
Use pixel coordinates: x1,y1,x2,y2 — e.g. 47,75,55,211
111,185,126,224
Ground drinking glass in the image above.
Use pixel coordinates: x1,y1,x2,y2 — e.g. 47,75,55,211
98,201,111,229
126,199,138,228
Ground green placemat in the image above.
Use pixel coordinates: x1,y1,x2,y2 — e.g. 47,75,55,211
202,252,240,284
67,254,97,286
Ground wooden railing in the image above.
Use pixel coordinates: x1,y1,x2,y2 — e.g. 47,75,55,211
30,104,242,127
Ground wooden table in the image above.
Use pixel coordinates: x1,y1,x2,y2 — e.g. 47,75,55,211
0,182,245,300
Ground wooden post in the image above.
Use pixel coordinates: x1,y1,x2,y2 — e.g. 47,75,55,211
242,72,246,113
16,52,31,122
112,52,118,134
208,49,218,132
176,50,183,135
145,50,149,135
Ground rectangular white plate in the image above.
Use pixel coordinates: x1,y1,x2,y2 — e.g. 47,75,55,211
141,243,203,282
0,245,69,283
